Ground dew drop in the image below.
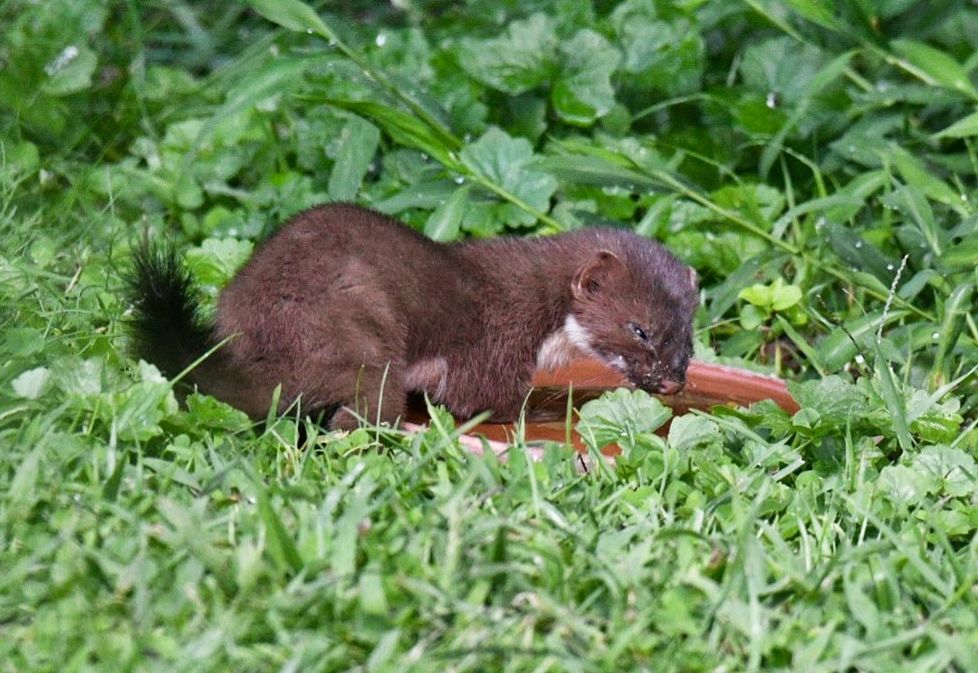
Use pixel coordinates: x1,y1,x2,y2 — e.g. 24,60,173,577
932,332,941,340
855,354,866,364
886,264,894,271
765,92,779,109
854,241,863,248
306,28,314,34
454,176,465,184
375,32,387,47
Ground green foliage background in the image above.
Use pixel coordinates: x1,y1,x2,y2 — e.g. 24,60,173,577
2,0,978,670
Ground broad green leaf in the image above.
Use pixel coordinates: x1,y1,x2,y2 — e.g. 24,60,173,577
816,310,909,371
782,0,843,32
824,222,899,282
739,283,774,307
112,363,179,442
610,1,705,96
533,155,656,190
934,110,978,139
41,45,97,96
188,58,310,166
184,393,253,432
372,180,459,214
185,238,255,288
707,251,788,322
713,183,786,223
770,194,861,241
912,445,976,498
878,464,930,506
142,457,202,492
459,127,557,227
551,29,621,126
787,375,867,428
457,14,558,95
424,185,471,242
740,37,828,105
326,99,458,167
245,0,331,38
328,115,380,201
891,39,978,100
761,50,853,176
770,283,802,311
939,238,978,271
739,303,767,330
4,328,44,358
886,147,962,214
738,278,802,311
667,414,722,452
577,389,672,453
5,141,40,176
880,184,945,254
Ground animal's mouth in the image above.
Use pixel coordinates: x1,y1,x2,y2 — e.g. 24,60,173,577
598,354,687,396
630,371,686,396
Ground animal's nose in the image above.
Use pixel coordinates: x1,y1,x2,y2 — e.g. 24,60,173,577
656,379,685,395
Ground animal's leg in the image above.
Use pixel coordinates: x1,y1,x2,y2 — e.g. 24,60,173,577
320,361,407,431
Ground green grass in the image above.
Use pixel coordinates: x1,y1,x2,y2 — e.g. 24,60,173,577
2,0,978,670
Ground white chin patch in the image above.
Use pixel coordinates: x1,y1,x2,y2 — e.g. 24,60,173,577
536,315,595,371
608,355,628,374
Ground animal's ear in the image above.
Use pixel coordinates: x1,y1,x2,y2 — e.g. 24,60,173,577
572,250,624,298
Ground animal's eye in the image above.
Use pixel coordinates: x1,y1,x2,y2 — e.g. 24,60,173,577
628,322,649,342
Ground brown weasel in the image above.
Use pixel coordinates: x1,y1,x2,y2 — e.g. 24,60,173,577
127,202,698,429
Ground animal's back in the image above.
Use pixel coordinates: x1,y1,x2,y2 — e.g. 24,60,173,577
216,203,456,338
210,204,481,421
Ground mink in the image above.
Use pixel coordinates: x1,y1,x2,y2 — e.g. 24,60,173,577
126,203,699,430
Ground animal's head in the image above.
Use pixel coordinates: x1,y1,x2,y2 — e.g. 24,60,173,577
569,247,698,395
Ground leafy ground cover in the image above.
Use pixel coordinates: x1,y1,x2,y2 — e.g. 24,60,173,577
2,0,978,670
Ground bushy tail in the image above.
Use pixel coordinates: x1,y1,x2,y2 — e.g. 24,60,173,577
125,241,215,384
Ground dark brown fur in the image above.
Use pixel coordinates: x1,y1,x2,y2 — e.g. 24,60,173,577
127,203,698,429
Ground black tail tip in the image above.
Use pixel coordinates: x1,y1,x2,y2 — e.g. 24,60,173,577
123,237,212,379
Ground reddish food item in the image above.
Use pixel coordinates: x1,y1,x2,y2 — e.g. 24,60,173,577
447,358,799,455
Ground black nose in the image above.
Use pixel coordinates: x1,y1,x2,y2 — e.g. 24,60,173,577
656,379,684,395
